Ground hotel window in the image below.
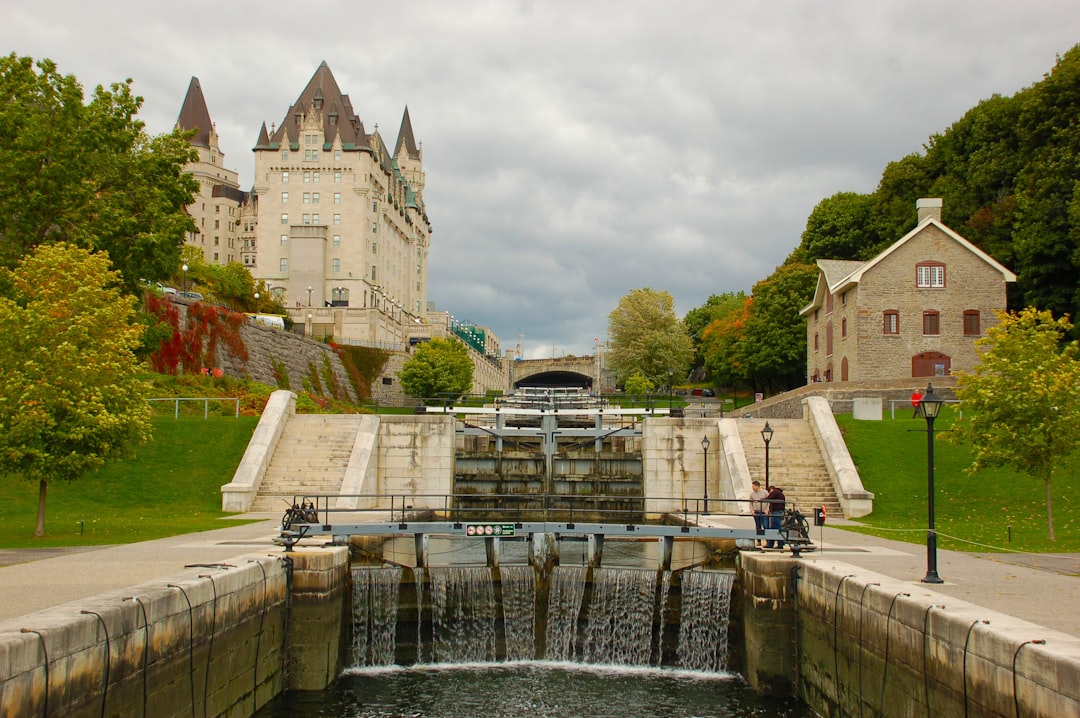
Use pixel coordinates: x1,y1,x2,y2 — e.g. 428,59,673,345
332,258,340,273
312,214,319,224
304,172,311,183
280,258,288,272
313,193,320,204
923,310,940,335
335,172,341,183
963,310,981,336
334,214,341,225
303,214,310,225
313,172,320,183
281,192,289,204
303,193,310,204
883,310,899,335
280,234,288,246
281,149,288,160
280,213,288,225
372,222,378,233
334,193,341,204
372,201,378,212
335,150,341,161
372,242,378,254
282,171,289,183
917,262,945,288
333,234,340,247
371,266,377,281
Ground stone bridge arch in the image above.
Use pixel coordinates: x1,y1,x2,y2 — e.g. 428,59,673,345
508,356,609,390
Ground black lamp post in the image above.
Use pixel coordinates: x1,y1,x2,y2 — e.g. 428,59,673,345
253,291,260,315
761,421,774,489
669,368,674,410
701,435,711,514
181,263,188,294
307,286,313,307
919,383,945,584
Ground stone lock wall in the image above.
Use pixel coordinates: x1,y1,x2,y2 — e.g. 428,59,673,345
739,555,1080,717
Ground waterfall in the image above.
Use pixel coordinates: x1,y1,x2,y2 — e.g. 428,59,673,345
429,566,497,663
351,566,403,666
545,566,587,661
347,562,736,672
499,565,536,661
582,568,657,666
676,570,735,672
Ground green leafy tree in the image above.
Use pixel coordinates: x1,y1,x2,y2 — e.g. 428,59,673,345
623,374,654,396
399,338,474,402
607,288,694,387
789,192,876,264
0,244,151,536
701,295,752,390
739,263,818,393
946,307,1080,540
682,292,747,371
0,53,197,288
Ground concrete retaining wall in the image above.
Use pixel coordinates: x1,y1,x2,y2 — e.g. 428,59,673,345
0,555,289,718
739,554,1080,717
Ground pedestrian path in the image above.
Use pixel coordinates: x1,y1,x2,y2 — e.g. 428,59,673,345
0,516,1076,638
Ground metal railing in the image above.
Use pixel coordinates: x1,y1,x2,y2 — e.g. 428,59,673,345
146,397,241,419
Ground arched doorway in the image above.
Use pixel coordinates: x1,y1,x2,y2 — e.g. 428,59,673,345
912,351,950,378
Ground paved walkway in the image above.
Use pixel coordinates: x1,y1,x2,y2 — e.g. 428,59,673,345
0,515,1076,638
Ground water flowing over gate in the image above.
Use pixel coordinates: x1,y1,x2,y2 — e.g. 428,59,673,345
350,565,735,672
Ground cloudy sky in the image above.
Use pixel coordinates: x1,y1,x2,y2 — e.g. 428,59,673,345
5,2,1079,358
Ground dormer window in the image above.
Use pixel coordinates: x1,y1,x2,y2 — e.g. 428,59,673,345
916,262,945,288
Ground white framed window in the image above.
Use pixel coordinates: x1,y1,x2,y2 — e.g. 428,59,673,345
371,265,377,281
372,242,378,254
372,222,378,233
282,171,289,183
303,192,310,204
334,149,341,161
280,213,288,225
335,172,341,183
313,172,320,183
280,234,288,246
281,149,289,160
304,172,311,183
313,193,320,204
333,193,341,204
281,192,289,204
280,258,288,272
312,214,319,224
917,263,945,288
334,214,341,225
303,214,310,225
333,234,340,247
332,258,340,273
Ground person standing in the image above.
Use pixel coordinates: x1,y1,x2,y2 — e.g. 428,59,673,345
750,480,769,548
764,485,787,548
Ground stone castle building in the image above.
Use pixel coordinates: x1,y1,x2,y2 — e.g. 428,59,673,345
174,64,510,396
800,198,1016,383
175,78,250,266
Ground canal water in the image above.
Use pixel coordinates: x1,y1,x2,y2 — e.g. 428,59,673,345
254,662,816,717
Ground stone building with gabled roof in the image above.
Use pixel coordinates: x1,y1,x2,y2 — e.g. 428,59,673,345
799,198,1016,384
251,61,431,347
175,77,249,265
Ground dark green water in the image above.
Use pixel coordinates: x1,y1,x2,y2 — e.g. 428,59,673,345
254,662,817,718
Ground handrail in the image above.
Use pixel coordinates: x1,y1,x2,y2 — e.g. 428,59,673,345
146,397,241,419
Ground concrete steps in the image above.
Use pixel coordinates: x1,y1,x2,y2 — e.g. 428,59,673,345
737,418,844,518
250,414,365,512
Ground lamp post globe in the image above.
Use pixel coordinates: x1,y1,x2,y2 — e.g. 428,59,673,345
919,383,945,584
181,264,188,294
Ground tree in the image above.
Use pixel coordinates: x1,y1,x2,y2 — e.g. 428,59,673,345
682,291,746,372
399,338,474,402
0,53,197,289
701,295,752,389
945,307,1080,540
790,192,876,264
0,244,151,536
607,288,694,387
738,263,818,393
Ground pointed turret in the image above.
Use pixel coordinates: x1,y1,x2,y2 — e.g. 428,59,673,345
255,122,270,149
176,77,214,148
394,106,420,160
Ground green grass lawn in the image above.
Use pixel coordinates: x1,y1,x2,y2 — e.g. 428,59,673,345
0,415,260,548
836,408,1078,553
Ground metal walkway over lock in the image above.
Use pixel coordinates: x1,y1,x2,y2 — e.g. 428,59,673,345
278,493,817,569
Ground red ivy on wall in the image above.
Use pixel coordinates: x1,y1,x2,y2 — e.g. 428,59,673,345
146,294,248,374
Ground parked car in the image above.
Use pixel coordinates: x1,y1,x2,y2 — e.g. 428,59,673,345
178,291,204,301
702,388,715,397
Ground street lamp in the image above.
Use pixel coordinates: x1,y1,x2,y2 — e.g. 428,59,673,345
253,291,260,315
668,368,674,410
307,286,313,307
919,383,945,584
761,421,774,489
181,264,188,294
701,435,711,514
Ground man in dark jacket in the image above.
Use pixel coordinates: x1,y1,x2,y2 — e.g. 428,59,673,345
764,486,786,548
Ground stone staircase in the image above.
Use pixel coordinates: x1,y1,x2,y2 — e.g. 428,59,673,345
249,414,365,512
736,418,843,518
